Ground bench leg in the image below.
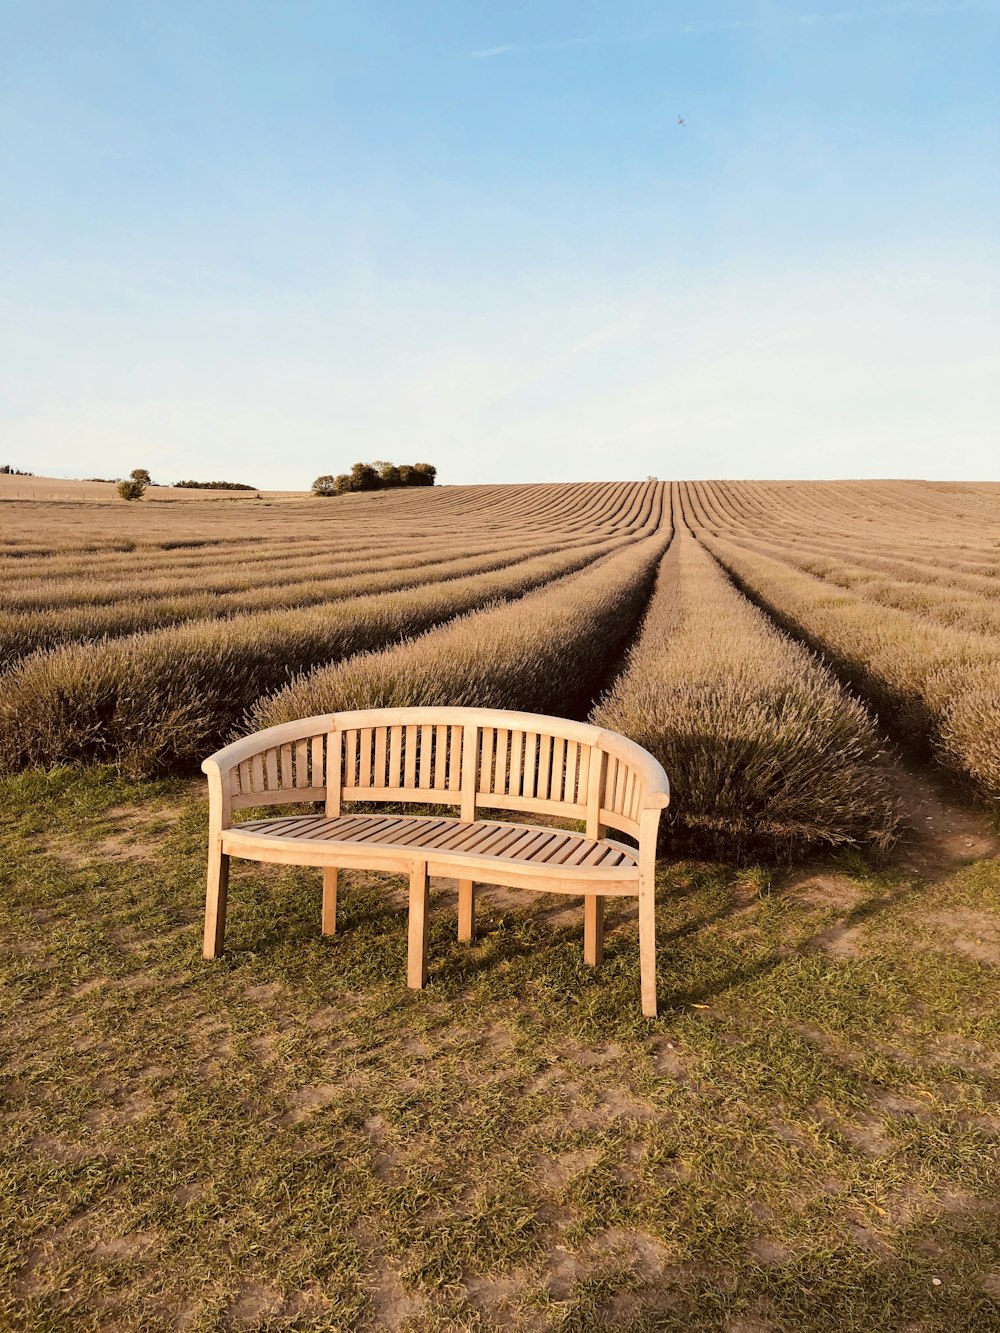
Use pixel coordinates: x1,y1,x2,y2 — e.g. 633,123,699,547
407,862,430,990
457,878,475,943
322,867,338,935
638,878,657,1018
584,894,604,967
203,845,230,959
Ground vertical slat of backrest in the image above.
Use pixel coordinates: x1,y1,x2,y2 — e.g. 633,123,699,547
239,759,253,796
610,762,626,810
586,745,606,839
280,743,293,789
623,766,638,819
344,730,358,789
550,736,565,803
265,747,279,791
562,740,578,803
576,743,591,809
418,724,434,788
404,724,418,788
494,728,509,795
615,760,629,815
359,727,373,789
448,726,463,793
524,732,538,799
479,728,495,795
251,752,264,794
326,730,342,817
434,725,448,790
374,726,388,788
460,724,478,821
537,733,552,803
311,734,325,790
387,725,403,790
294,738,310,788
509,730,525,797
604,755,619,814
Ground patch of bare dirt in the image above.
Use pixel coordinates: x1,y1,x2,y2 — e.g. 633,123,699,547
282,1083,339,1124
811,921,865,957
788,874,864,911
892,765,998,875
928,909,1000,965
366,1265,428,1329
747,1237,792,1264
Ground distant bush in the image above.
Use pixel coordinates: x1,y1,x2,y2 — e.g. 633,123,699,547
116,479,146,501
0,465,33,476
174,479,258,491
313,461,437,496
130,468,152,486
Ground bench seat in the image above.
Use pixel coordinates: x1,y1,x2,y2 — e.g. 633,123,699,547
225,813,640,891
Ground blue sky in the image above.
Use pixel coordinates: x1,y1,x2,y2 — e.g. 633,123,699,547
1,1,998,488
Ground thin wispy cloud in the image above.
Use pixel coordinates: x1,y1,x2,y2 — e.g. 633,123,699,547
470,0,994,58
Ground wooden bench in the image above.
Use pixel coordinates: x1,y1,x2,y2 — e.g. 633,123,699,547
202,707,670,1016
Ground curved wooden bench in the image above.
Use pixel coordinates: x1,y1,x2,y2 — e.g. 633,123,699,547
202,707,670,1016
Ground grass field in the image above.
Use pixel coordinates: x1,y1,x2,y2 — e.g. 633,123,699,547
2,479,999,1330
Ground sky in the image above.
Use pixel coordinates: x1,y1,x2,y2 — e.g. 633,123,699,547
1,0,998,489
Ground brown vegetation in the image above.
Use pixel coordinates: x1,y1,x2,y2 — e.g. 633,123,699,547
592,532,900,858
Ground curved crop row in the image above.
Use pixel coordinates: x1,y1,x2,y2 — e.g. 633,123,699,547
592,535,900,858
706,535,1000,801
250,532,670,732
0,535,637,776
0,534,616,661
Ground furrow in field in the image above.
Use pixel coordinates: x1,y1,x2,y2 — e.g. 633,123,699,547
249,529,671,734
0,530,648,775
591,532,899,858
704,534,1000,802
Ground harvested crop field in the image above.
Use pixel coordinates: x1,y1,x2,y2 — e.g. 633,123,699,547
2,478,1000,1331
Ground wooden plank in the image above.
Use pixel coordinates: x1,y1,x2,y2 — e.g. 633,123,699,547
280,743,293,790
418,724,434,789
295,738,310,788
434,724,448,790
560,741,574,803
239,759,252,795
493,728,509,795
510,730,524,797
479,728,495,796
359,728,373,788
551,736,566,803
265,747,279,791
460,725,478,821
586,748,606,839
448,726,463,793
326,730,343,818
345,730,359,789
374,727,388,788
536,735,552,794
388,725,403,790
311,733,325,790
523,732,538,799
533,833,574,864
402,724,418,788
577,745,591,814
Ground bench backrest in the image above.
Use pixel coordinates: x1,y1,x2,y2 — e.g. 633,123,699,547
208,707,669,839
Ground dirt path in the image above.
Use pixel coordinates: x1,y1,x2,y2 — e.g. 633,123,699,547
890,761,998,876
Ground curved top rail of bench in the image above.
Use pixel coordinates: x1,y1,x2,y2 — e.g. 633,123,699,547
203,706,670,808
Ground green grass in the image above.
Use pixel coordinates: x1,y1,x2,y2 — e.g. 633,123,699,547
2,769,1000,1330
